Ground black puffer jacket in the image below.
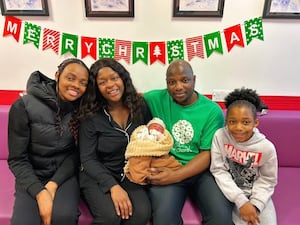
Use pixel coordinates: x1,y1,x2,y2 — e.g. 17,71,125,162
8,71,79,198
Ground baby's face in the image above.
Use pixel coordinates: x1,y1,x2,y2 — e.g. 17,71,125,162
148,123,164,134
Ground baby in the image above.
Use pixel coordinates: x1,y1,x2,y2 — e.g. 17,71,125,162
136,117,166,141
124,118,182,185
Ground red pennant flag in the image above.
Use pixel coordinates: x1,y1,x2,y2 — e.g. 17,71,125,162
3,16,22,42
43,28,60,54
81,36,97,60
149,42,166,65
115,39,131,64
224,24,245,52
186,36,204,61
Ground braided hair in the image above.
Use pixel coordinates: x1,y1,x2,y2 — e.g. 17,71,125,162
55,58,89,144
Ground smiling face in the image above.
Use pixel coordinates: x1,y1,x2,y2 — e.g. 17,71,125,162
226,105,259,142
56,63,89,102
166,60,196,106
96,66,124,106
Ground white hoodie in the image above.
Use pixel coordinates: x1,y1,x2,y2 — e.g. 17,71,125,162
210,127,278,212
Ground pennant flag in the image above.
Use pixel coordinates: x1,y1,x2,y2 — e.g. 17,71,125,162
186,36,204,61
204,31,223,58
149,42,166,65
23,22,41,49
3,16,22,42
244,17,264,45
224,24,245,52
132,41,148,64
61,33,78,57
167,39,184,64
115,39,132,64
1,17,264,64
98,38,115,59
81,36,97,60
42,28,60,54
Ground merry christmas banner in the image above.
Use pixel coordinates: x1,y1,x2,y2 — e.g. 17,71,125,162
2,16,264,65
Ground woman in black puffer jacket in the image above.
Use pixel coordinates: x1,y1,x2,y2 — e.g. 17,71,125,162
8,58,90,225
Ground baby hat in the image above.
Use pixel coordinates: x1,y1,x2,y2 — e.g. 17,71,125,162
125,125,173,158
147,117,165,128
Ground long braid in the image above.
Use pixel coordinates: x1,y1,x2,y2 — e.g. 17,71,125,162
55,100,64,136
55,58,89,144
69,110,80,145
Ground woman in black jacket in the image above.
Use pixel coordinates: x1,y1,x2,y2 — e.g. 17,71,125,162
8,58,90,225
78,58,152,225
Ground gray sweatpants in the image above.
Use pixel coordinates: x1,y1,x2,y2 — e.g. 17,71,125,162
232,199,277,225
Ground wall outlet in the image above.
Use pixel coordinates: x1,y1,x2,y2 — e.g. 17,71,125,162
212,89,231,102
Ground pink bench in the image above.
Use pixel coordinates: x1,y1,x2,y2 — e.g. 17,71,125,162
257,110,300,225
1,105,300,224
0,105,201,225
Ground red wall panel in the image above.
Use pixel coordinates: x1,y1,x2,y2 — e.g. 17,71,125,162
1,90,300,110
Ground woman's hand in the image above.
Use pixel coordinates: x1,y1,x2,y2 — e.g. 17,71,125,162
239,202,260,225
110,184,132,219
45,181,58,200
36,189,54,225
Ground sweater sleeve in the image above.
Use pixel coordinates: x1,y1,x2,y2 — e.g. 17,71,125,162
250,143,278,211
210,130,249,209
50,150,79,186
79,118,118,193
200,104,224,150
8,99,45,198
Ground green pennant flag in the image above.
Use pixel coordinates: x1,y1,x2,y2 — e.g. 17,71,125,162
132,42,148,64
98,38,115,59
167,39,184,64
61,33,78,57
244,17,264,45
204,31,223,58
23,22,41,49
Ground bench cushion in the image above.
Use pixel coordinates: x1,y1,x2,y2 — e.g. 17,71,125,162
0,160,14,225
273,167,300,225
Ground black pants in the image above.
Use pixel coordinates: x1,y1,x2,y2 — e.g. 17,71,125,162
11,175,80,225
80,171,151,225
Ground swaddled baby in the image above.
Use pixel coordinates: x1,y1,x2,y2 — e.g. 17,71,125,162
124,118,182,185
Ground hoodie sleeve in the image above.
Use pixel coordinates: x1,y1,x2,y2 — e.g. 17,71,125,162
8,98,45,198
250,142,278,212
50,150,80,186
210,129,249,209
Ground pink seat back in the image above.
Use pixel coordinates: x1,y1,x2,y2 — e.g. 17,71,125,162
258,110,300,167
0,105,10,160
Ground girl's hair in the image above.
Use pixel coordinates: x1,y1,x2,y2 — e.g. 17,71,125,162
79,58,145,122
224,87,264,120
57,58,89,75
55,58,90,144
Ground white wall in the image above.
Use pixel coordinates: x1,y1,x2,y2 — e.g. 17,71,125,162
1,0,300,96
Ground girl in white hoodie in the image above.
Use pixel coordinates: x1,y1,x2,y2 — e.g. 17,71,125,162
210,87,278,225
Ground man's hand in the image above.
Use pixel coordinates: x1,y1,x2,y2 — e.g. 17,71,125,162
110,185,132,219
147,167,180,185
36,189,54,225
